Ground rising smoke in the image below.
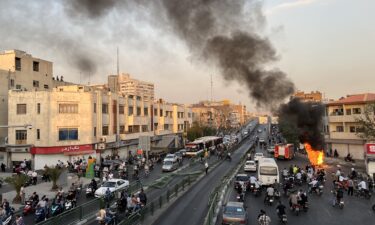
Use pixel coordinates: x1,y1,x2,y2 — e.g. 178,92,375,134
278,98,325,149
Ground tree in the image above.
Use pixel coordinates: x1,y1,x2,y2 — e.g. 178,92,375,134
187,122,217,141
5,174,28,204
46,166,64,190
355,103,375,140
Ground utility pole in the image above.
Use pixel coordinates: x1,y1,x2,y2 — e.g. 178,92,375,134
117,47,120,76
210,74,213,103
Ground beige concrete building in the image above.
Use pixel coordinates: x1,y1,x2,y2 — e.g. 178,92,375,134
7,85,192,169
108,73,155,101
0,50,71,164
293,90,323,102
325,93,375,159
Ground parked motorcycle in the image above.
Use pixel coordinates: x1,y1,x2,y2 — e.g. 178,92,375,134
35,207,46,223
64,200,74,211
86,184,96,198
51,202,64,216
23,200,35,216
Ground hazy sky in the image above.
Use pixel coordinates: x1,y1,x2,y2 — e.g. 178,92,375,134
0,0,374,111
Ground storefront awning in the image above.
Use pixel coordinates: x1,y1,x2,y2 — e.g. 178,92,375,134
63,150,95,156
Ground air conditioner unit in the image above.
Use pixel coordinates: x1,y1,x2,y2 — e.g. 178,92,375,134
97,143,105,150
99,137,107,143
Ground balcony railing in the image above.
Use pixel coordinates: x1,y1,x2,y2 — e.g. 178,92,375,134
15,140,27,145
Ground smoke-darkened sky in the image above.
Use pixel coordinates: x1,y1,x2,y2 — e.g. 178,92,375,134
0,0,374,111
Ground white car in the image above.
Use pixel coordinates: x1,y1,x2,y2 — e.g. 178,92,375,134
162,159,179,172
94,179,129,197
254,153,264,162
164,154,178,163
244,160,257,172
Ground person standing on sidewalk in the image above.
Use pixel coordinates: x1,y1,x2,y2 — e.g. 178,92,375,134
1,163,5,172
347,178,354,196
20,185,26,205
205,161,209,175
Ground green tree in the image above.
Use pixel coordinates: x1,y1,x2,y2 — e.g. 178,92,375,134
187,122,217,141
5,174,28,204
46,166,64,190
355,103,375,140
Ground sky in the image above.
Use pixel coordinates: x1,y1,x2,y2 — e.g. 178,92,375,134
0,0,374,111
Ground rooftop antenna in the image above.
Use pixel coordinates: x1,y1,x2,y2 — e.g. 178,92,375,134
88,72,91,85
117,47,120,76
210,73,213,103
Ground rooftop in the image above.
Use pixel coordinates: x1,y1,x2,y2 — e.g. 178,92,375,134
326,93,375,106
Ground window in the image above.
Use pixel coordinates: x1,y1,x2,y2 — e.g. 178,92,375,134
102,104,108,114
164,124,169,130
119,105,124,114
16,84,21,89
160,109,163,117
94,127,97,137
353,108,361,114
37,103,41,114
17,104,27,114
346,109,351,115
16,130,27,140
59,104,78,114
188,113,191,118
10,79,14,87
154,123,158,130
128,107,134,116
260,166,278,176
142,125,148,132
154,108,158,116
128,126,133,133
15,57,21,71
336,126,344,132
44,84,49,89
356,127,364,133
33,61,39,72
59,128,78,141
137,107,141,116
94,103,96,113
350,126,356,133
136,96,141,100
144,107,148,116
120,125,125,134
36,129,40,140
102,126,109,136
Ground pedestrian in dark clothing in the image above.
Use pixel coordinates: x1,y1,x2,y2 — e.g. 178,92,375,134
334,149,339,158
138,189,147,206
347,179,354,196
1,163,5,172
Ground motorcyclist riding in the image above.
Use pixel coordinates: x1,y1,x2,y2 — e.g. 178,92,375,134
276,201,286,219
66,190,76,207
264,185,274,203
309,178,319,193
334,187,344,206
91,179,98,192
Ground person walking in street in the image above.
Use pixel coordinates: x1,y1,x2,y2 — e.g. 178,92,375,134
1,163,5,172
205,161,209,175
347,178,354,196
20,185,26,205
257,210,271,225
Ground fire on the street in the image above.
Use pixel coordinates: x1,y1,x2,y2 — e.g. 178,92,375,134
304,143,324,166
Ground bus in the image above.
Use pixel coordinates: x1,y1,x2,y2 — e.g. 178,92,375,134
258,158,279,186
185,136,223,157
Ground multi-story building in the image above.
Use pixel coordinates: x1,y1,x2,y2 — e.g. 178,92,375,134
0,50,71,163
325,93,375,159
191,100,249,129
6,85,192,169
293,91,323,102
108,73,155,101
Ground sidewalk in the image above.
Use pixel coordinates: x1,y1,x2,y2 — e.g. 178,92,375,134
324,156,365,171
2,173,92,211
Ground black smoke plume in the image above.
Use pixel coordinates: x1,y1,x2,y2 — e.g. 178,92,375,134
278,98,325,150
159,0,295,108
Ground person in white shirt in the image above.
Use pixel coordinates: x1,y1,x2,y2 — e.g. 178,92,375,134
108,172,114,179
358,180,367,190
296,172,302,180
250,176,257,184
264,186,275,203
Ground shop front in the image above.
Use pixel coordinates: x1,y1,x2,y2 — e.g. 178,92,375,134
6,145,32,169
31,144,96,170
365,143,375,179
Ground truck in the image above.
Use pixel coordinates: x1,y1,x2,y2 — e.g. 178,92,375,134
274,144,295,160
365,143,375,179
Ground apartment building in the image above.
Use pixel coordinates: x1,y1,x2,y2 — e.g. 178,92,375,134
6,85,192,169
108,73,155,101
293,90,323,102
325,93,375,159
0,50,70,163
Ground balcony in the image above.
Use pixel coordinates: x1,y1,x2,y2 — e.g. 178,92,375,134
329,132,362,140
15,140,27,145
120,131,154,140
128,115,150,125
328,115,357,123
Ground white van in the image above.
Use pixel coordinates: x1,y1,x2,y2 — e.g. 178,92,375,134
258,158,279,186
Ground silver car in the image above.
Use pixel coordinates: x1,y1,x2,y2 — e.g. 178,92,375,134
222,202,248,225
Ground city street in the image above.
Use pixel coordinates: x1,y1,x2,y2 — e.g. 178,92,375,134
152,123,257,225
216,128,375,225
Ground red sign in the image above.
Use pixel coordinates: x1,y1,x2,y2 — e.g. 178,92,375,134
365,143,375,155
31,144,94,155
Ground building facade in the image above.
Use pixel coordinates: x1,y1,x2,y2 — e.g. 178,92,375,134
108,73,155,101
6,85,192,169
293,91,323,102
325,93,375,160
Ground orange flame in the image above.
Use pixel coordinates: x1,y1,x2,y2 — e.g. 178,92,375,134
304,143,324,166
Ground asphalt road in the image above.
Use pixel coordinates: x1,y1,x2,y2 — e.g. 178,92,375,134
152,124,258,225
217,126,375,225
